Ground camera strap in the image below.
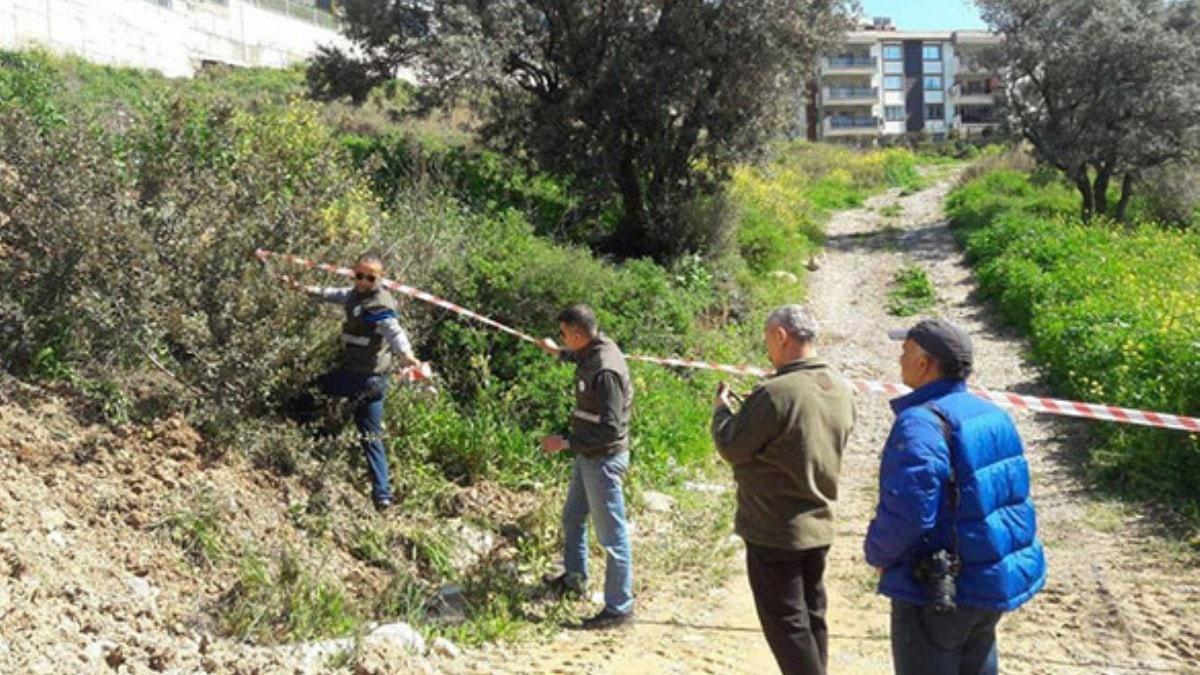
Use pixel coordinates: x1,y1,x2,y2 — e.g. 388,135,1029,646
924,403,960,562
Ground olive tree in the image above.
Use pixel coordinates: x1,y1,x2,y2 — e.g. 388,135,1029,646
311,0,855,260
977,0,1200,221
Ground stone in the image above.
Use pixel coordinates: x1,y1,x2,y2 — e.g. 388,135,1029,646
767,270,800,283
431,637,461,660
46,530,69,548
40,508,68,531
365,622,425,655
641,491,676,513
126,576,160,609
105,644,126,669
426,585,467,625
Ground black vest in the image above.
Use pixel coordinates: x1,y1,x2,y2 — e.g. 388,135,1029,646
339,289,398,374
571,336,634,456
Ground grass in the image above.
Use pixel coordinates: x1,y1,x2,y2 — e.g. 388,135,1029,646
221,550,361,644
880,203,904,218
158,489,227,568
886,265,937,316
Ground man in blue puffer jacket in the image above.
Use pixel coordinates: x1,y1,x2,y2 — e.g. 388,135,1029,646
865,318,1045,675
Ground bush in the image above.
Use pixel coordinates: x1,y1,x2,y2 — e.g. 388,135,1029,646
947,169,1200,519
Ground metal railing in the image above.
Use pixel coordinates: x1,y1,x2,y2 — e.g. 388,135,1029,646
955,114,997,125
828,116,880,129
826,86,877,100
825,56,877,69
224,0,338,29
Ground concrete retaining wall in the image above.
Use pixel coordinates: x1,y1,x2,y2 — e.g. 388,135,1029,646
1,0,349,78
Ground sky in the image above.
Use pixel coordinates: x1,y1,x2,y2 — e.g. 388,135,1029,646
860,0,988,31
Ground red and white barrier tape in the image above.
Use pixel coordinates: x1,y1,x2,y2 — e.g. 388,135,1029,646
255,249,1200,433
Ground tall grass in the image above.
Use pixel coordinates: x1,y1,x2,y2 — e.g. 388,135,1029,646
947,169,1200,524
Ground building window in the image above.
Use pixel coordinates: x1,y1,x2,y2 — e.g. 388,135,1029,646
924,76,943,91
923,44,942,61
885,106,906,121
883,44,903,61
884,76,904,91
925,104,945,119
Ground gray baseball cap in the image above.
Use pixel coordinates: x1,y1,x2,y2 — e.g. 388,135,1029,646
888,318,973,378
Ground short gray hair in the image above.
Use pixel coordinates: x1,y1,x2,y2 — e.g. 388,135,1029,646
765,305,819,343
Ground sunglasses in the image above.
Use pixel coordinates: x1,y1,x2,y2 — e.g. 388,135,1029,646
354,272,377,282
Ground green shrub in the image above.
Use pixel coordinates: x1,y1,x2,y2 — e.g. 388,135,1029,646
947,169,1200,520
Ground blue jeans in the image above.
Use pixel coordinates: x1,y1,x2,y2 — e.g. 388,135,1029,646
319,369,391,503
891,599,1002,675
562,451,633,615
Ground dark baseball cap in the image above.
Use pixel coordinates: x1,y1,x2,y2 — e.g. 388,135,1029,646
888,318,973,378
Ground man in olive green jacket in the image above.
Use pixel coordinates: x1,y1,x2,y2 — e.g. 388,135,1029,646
712,305,855,675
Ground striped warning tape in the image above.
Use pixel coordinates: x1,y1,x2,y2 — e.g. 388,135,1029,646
256,249,1200,433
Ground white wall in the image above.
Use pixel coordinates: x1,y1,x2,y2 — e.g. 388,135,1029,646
1,0,350,78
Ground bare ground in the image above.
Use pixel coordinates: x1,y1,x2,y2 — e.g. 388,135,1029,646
449,172,1200,675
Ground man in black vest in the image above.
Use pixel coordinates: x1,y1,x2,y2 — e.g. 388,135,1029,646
284,254,421,512
539,304,635,630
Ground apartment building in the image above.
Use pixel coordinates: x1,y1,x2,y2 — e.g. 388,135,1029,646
816,20,1003,141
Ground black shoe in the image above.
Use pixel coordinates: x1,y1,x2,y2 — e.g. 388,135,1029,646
374,499,393,513
542,572,585,599
578,607,634,631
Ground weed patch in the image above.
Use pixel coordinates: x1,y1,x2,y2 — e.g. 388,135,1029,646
886,266,937,316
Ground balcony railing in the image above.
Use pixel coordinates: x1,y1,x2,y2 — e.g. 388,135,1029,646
828,116,880,129
826,86,878,100
234,0,337,28
955,114,998,126
825,56,877,70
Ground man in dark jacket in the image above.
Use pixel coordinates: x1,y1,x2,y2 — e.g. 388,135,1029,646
284,254,422,512
865,318,1045,675
539,304,635,630
711,305,856,675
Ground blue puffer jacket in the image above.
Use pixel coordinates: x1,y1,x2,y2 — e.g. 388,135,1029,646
864,378,1045,611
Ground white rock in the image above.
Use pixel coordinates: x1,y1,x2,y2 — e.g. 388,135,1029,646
40,508,67,531
641,491,676,513
283,637,353,672
431,637,461,659
125,576,160,603
83,640,118,664
46,530,69,548
366,622,426,655
590,591,604,604
767,270,800,283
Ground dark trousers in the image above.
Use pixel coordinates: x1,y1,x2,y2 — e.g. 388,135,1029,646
317,369,391,503
745,543,829,675
891,599,1002,675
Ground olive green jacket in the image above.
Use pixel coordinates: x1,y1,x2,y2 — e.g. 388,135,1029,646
712,358,856,551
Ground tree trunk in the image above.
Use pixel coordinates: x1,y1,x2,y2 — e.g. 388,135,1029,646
614,155,650,258
1073,170,1095,221
1115,172,1136,223
1092,166,1112,219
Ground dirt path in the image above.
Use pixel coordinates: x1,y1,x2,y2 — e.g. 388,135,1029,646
450,174,1200,674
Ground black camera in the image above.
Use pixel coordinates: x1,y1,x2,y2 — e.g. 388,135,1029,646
913,549,961,615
